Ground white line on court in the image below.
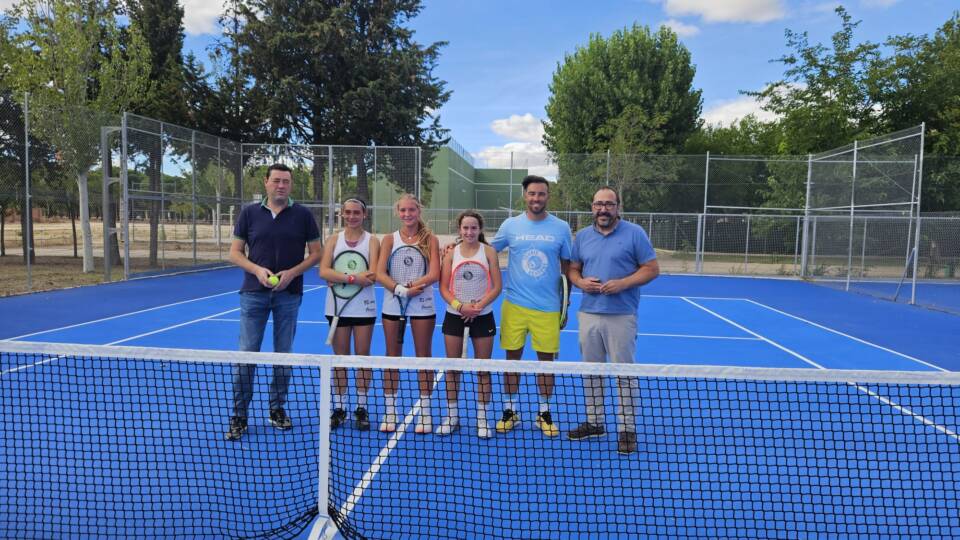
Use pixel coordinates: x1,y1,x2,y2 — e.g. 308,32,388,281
743,298,946,372
203,318,762,341
683,297,960,443
328,371,447,539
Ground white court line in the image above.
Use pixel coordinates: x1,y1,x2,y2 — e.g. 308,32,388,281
683,297,960,443
5,285,326,343
327,371,447,540
743,298,947,372
203,318,761,341
0,307,240,377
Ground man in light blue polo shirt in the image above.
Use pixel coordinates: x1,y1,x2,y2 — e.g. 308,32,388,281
566,186,659,454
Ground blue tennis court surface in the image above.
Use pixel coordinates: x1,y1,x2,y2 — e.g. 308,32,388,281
2,269,959,538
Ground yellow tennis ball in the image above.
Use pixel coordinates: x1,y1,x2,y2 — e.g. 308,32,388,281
268,275,280,287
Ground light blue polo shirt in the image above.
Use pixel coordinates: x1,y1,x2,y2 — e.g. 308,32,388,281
572,219,656,315
491,213,572,312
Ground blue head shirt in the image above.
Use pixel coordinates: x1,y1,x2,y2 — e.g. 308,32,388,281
491,213,572,312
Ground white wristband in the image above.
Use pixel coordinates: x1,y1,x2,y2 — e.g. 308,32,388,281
394,284,409,298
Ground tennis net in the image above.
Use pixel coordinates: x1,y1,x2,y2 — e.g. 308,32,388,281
2,341,959,538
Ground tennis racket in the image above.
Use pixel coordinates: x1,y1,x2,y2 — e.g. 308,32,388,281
450,260,492,358
559,274,571,329
326,250,368,345
388,245,428,345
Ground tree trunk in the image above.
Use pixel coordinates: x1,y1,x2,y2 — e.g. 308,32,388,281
77,171,94,272
1,204,5,257
355,150,370,203
70,197,78,258
108,189,121,267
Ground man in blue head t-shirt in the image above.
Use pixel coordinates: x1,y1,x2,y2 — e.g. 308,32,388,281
489,175,572,437
566,187,659,454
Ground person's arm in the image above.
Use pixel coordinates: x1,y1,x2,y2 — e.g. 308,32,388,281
274,239,322,291
438,247,456,307
412,235,441,288
230,238,273,287
569,259,602,294
489,219,509,253
356,235,379,287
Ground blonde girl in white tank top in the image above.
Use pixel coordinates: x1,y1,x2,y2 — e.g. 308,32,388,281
438,210,502,438
375,194,440,433
318,198,380,430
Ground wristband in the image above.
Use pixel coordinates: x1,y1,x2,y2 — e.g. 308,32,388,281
394,284,409,298
347,274,355,285
451,299,463,312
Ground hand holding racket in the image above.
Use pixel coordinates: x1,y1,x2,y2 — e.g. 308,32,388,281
326,250,368,345
387,245,428,344
450,260,491,358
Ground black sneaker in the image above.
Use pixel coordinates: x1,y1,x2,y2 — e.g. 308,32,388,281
568,422,605,441
270,408,292,430
225,417,247,441
331,408,347,429
618,431,638,455
354,407,371,431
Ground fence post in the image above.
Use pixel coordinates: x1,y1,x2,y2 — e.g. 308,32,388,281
800,154,812,277
845,141,859,291
24,92,32,291
911,123,926,304
121,112,130,279
695,213,703,273
327,147,335,236
191,130,198,265
744,214,751,272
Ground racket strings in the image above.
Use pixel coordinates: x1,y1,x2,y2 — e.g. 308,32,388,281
452,263,489,303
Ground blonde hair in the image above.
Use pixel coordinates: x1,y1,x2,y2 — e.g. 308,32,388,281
395,194,433,257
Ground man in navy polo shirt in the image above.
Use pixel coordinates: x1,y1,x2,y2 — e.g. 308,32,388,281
225,163,322,441
566,186,659,454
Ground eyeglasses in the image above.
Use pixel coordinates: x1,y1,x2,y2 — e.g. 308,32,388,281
591,201,618,209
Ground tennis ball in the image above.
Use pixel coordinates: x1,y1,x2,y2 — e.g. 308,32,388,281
268,275,280,287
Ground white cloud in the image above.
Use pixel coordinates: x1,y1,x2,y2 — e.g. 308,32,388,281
473,141,558,180
1,0,17,11
663,0,786,23
861,0,899,7
701,95,778,126
182,0,224,35
490,113,544,144
660,19,700,37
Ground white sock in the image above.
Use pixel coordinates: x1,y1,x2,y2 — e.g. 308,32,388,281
357,392,368,410
421,397,431,417
539,401,550,414
504,398,515,412
333,394,345,411
447,401,459,421
385,395,397,417
477,405,488,425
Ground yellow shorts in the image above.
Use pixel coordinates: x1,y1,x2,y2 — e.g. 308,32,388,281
499,300,561,353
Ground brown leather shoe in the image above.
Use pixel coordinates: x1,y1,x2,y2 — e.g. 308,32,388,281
617,431,637,455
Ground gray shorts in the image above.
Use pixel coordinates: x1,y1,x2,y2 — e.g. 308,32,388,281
578,312,637,364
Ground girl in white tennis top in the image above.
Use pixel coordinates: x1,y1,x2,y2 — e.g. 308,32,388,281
319,198,379,431
375,194,440,433
438,210,502,438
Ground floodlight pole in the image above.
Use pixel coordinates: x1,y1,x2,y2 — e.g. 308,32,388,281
24,92,32,291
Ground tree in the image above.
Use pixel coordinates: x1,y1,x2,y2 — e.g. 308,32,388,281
748,7,883,155
543,24,702,156
5,0,150,272
234,0,450,202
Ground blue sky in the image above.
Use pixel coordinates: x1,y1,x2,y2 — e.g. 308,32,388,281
41,0,954,167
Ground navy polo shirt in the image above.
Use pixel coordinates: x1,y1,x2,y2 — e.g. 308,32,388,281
571,219,656,314
233,199,321,295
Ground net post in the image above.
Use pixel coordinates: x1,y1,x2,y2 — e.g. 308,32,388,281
313,354,335,538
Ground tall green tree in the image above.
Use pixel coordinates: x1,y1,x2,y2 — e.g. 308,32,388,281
5,0,150,272
543,24,702,156
748,7,883,155
235,0,450,202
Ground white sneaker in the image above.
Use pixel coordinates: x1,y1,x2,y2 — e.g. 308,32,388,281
379,413,397,433
436,416,460,435
415,413,432,434
478,423,492,439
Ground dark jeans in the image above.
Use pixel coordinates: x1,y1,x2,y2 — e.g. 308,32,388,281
232,290,302,419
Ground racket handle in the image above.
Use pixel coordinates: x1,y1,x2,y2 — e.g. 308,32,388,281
397,316,406,345
326,317,339,345
461,326,470,358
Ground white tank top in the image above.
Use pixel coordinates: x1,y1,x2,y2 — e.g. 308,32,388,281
447,243,493,316
325,231,377,318
382,231,436,316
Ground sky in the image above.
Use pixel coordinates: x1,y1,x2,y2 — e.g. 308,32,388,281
5,0,956,168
